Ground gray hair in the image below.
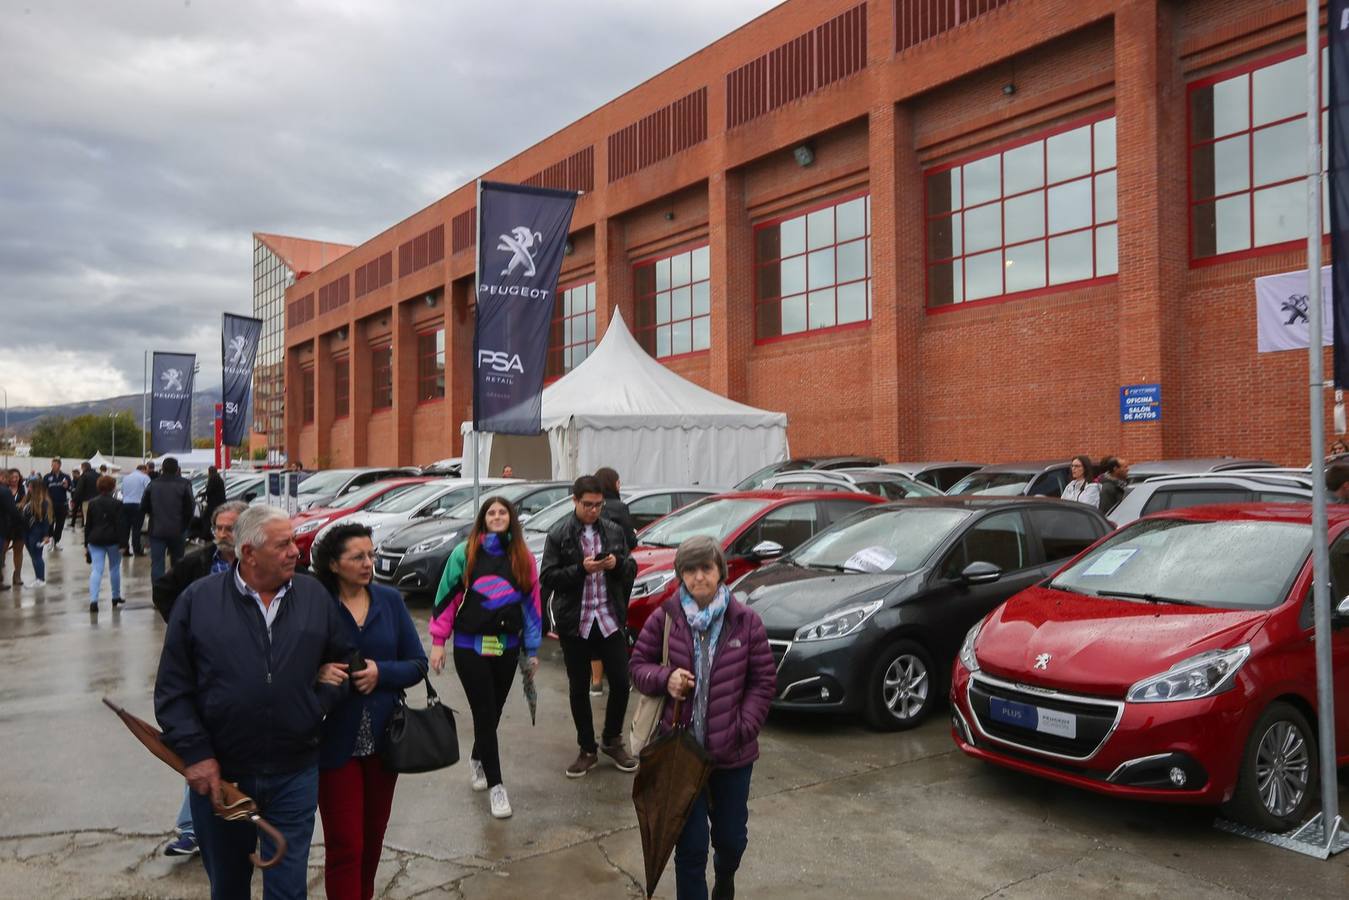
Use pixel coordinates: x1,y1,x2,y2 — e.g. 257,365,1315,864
211,500,249,529
673,535,727,583
233,505,291,552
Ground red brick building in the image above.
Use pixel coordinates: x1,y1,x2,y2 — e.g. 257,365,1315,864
284,0,1334,472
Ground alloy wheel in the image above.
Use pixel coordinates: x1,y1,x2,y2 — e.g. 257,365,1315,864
1254,720,1310,818
882,654,929,720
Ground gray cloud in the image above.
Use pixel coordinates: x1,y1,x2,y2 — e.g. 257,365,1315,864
0,0,779,407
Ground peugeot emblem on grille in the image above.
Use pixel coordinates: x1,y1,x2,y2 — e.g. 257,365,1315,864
1033,653,1051,670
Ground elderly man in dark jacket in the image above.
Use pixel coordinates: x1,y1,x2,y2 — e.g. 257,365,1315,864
155,504,353,898
142,456,194,581
541,474,639,777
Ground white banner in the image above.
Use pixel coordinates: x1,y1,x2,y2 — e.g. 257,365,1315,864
1255,265,1333,352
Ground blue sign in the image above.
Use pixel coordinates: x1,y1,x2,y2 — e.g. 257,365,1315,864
1120,384,1161,423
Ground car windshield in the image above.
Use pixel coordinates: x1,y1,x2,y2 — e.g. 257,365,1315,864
365,482,444,514
524,496,576,532
734,461,809,491
948,472,1033,496
854,478,944,501
1050,517,1310,610
330,481,415,511
792,507,971,573
296,469,357,496
224,476,263,499
639,498,773,548
439,483,536,521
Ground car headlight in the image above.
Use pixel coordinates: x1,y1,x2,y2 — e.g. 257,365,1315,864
794,600,883,642
958,619,983,673
408,534,453,556
631,570,676,599
1126,645,1251,703
293,519,324,536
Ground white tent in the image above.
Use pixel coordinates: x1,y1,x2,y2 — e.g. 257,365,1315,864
461,311,788,486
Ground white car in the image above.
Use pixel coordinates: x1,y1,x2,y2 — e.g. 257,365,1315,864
315,477,518,548
1106,471,1312,525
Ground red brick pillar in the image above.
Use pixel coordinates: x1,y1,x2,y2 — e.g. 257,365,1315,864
1114,0,1185,460
314,335,334,468
447,276,475,456
594,216,630,338
709,168,753,400
350,321,372,466
392,300,417,466
283,345,303,467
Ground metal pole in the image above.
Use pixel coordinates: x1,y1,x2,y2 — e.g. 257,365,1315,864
1306,0,1341,850
110,412,115,460
142,350,148,459
2,386,8,471
472,178,483,514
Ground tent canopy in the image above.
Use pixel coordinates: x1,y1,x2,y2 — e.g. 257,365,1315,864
462,311,788,486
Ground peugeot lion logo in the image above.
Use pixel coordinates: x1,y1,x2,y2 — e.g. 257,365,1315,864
227,335,250,365
160,368,185,392
498,226,544,278
1033,653,1051,670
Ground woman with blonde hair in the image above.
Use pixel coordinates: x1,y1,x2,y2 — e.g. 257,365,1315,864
20,478,55,587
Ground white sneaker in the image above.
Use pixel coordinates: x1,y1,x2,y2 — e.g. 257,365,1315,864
31,580,45,587
469,758,488,792
489,784,512,819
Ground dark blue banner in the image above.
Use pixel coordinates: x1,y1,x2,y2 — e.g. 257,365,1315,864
1333,1,1349,386
474,181,577,434
221,313,262,446
151,351,195,453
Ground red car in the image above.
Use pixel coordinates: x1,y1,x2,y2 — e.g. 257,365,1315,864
624,490,885,638
291,477,436,566
950,503,1349,831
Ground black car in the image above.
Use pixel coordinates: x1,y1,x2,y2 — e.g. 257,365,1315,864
734,497,1110,731
946,460,1073,497
734,456,885,491
374,481,572,600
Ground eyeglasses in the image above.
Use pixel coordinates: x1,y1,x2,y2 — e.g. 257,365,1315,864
341,552,377,563
578,500,604,511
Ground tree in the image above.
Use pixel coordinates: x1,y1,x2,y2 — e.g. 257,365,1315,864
30,412,143,459
29,416,74,458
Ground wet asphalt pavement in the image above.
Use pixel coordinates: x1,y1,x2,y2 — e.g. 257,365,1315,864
0,545,1346,899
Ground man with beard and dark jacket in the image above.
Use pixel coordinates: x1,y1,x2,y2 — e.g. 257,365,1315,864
155,505,353,897
541,475,639,778
142,456,194,581
1095,457,1130,513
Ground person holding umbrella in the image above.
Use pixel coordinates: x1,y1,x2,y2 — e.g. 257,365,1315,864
428,496,541,819
310,522,428,899
629,535,776,900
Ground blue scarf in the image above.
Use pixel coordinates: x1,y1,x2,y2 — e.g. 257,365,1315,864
481,532,506,555
680,585,729,747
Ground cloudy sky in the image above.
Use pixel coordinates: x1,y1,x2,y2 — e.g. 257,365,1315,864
0,0,779,408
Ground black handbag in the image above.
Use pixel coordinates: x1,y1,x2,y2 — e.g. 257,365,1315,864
380,677,459,774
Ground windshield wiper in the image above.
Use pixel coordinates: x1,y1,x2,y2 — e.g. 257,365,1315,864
1094,589,1199,606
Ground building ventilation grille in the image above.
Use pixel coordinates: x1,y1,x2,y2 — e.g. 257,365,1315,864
607,87,708,183
317,275,350,314
287,292,314,328
523,146,595,194
452,208,476,254
727,3,867,130
896,0,1013,53
398,224,445,277
354,252,393,298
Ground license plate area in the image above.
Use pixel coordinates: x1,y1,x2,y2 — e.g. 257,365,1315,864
377,558,393,574
988,696,1077,739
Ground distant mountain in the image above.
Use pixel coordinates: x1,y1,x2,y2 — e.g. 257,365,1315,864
7,388,227,441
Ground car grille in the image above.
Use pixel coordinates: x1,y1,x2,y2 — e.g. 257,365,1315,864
374,551,404,581
767,640,791,671
967,673,1122,762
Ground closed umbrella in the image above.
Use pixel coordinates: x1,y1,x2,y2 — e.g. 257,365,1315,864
630,700,714,898
102,698,287,868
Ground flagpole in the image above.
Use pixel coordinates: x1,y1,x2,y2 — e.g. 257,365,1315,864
1306,0,1341,852
473,178,483,515
142,350,148,459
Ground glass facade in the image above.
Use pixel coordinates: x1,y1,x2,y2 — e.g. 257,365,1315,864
634,246,711,359
755,194,871,338
925,115,1118,307
417,329,446,401
253,238,296,465
547,281,597,379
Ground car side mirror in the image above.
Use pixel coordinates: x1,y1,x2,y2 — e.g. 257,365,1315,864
961,561,1003,585
1337,594,1349,617
750,540,784,561
519,513,532,524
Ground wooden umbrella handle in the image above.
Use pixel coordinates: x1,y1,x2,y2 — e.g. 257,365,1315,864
248,814,287,869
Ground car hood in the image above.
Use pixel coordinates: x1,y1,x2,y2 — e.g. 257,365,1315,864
632,546,678,572
975,585,1270,696
737,566,909,635
381,517,471,553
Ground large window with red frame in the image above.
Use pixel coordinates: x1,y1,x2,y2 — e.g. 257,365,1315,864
332,357,350,419
1189,47,1328,261
634,245,710,359
756,194,871,339
926,115,1118,308
371,345,392,410
417,329,445,401
547,281,596,379
301,368,315,424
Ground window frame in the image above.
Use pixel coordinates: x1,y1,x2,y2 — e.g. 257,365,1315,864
370,343,393,411
632,241,712,362
1186,41,1329,267
923,111,1119,314
416,328,446,404
546,279,598,381
752,190,873,344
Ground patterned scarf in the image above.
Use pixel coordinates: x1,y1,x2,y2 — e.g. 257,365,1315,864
680,584,729,747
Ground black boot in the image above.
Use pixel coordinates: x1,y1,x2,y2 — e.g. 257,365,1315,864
711,873,735,900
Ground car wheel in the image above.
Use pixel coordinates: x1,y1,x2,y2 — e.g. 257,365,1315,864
864,640,936,731
1223,701,1318,832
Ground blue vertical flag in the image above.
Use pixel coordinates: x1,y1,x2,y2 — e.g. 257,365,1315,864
150,352,195,453
474,181,577,434
221,313,263,446
1332,1,1349,386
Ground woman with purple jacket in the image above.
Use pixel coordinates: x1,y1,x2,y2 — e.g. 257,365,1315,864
629,535,777,900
